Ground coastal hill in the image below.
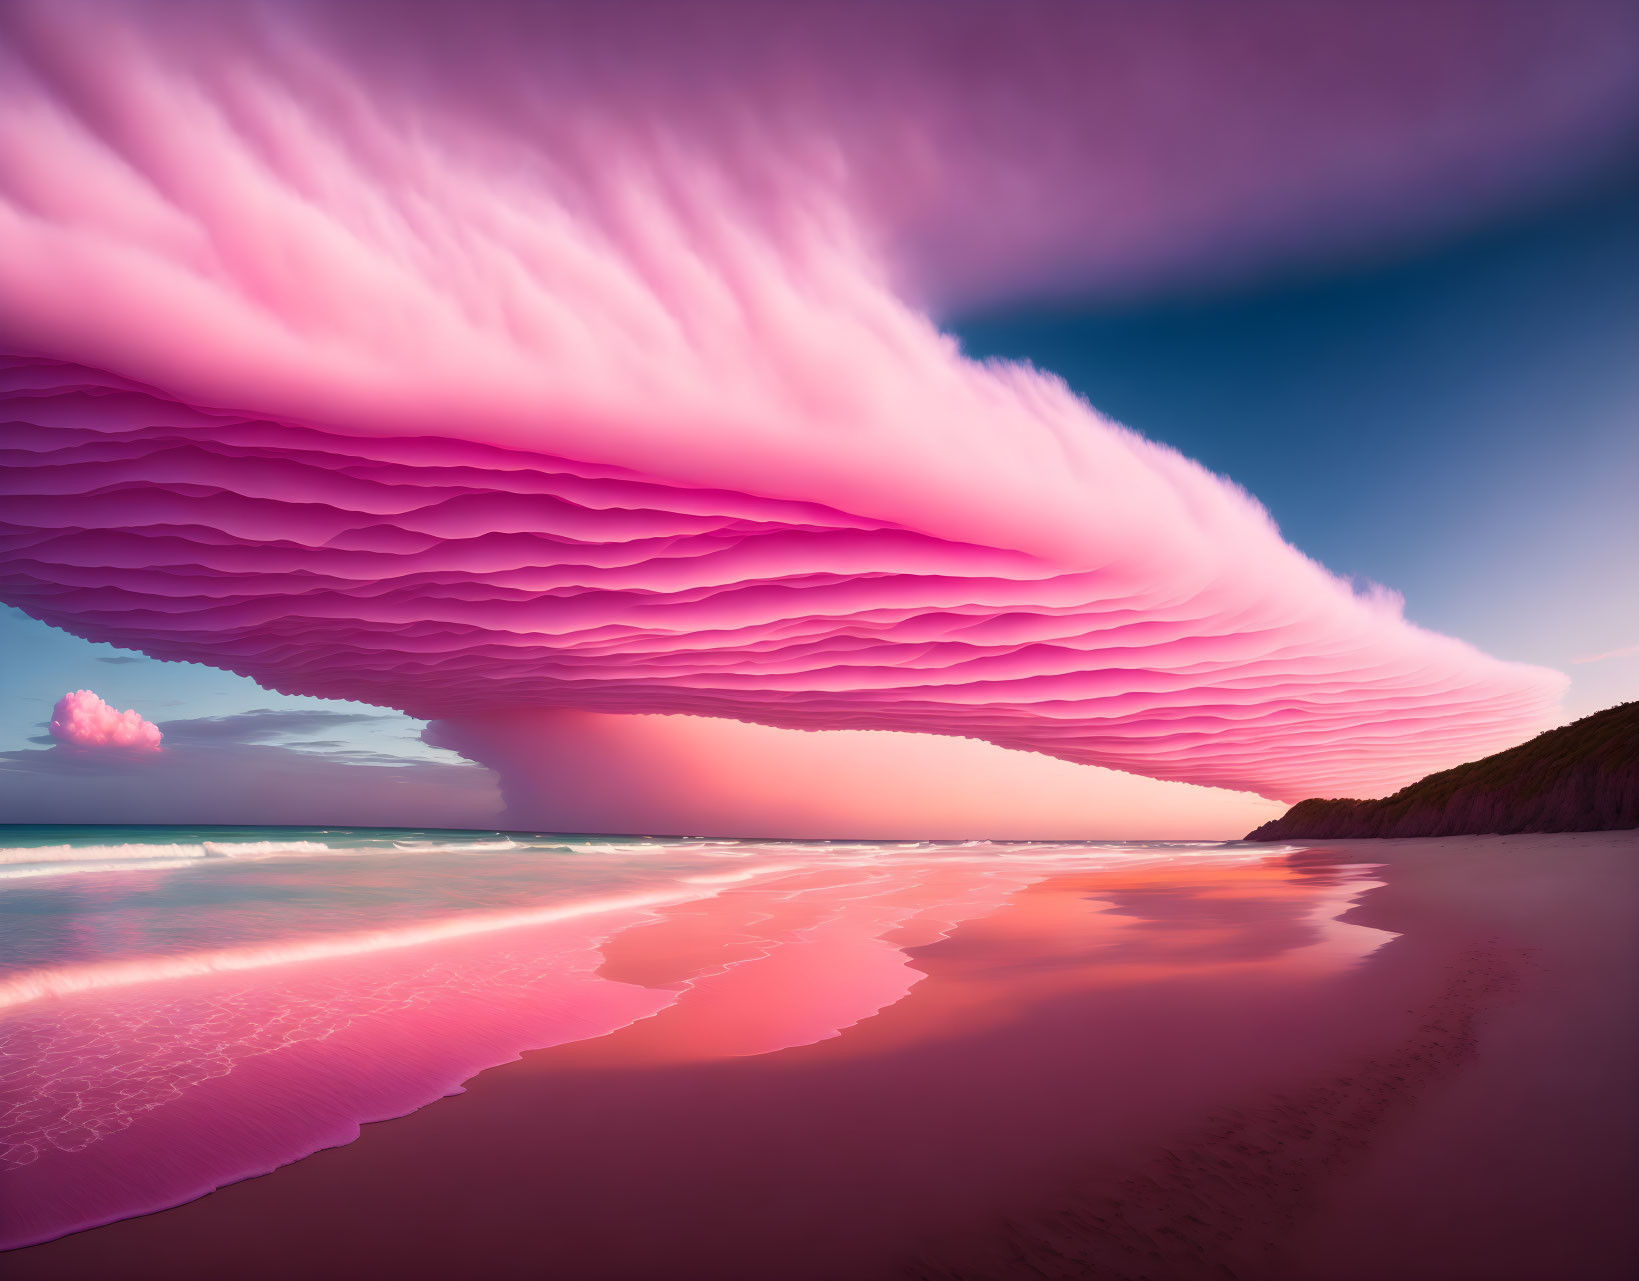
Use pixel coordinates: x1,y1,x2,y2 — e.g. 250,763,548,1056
1246,701,1639,840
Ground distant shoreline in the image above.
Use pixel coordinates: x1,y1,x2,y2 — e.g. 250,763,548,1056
0,823,1261,845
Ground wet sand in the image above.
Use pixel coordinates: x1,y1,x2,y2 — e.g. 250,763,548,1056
6,831,1635,1281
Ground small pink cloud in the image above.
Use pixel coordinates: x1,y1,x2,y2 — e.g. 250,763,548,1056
1571,644,1639,665
49,690,163,753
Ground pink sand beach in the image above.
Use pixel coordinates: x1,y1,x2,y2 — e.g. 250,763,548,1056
3,830,1634,1281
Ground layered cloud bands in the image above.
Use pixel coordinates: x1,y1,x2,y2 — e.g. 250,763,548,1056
2,358,1560,800
1,0,1621,805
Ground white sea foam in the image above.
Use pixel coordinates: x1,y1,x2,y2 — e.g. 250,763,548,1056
0,840,336,865
0,837,533,881
0,843,212,865
201,840,335,858
0,858,206,881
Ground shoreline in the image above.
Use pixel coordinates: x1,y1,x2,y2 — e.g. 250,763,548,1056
4,831,1635,1280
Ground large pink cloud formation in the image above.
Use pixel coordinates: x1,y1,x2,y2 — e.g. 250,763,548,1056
2,0,1629,814
48,690,162,754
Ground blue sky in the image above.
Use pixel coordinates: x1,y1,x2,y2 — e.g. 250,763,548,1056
0,606,457,763
954,176,1639,720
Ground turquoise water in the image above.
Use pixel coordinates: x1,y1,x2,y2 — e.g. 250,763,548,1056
0,825,1231,975
0,825,707,975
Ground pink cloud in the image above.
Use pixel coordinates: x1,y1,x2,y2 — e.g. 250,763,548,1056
2,357,1563,805
0,0,1615,823
48,690,163,753
1571,645,1639,664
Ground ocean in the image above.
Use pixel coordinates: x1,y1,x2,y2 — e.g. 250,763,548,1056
0,826,1386,1252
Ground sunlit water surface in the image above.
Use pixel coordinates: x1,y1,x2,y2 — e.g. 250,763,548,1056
0,826,1387,1250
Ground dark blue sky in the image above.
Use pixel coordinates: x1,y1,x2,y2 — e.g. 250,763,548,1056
952,176,1639,718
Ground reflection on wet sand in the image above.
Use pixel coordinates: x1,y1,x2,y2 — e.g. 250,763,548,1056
2,840,1391,1260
